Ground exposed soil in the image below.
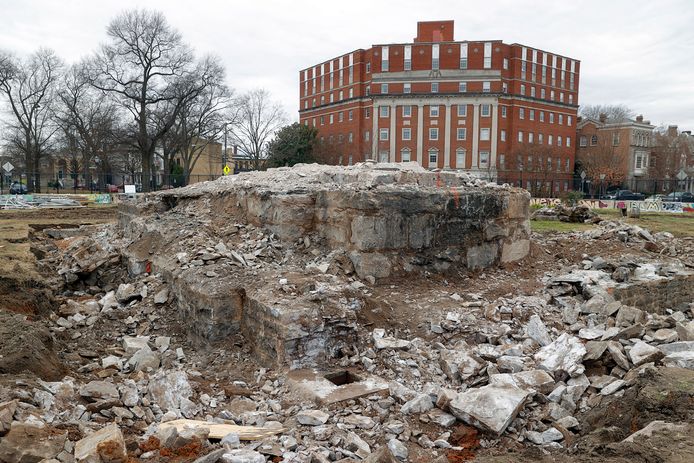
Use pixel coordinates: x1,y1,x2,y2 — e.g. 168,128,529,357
0,310,67,380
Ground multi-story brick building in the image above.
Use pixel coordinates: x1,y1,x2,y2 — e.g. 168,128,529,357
299,20,580,192
575,114,654,193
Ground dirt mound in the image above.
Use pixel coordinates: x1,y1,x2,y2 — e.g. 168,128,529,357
0,277,54,316
0,310,67,380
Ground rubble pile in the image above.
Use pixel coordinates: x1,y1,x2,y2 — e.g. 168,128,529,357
1,164,693,463
531,204,601,223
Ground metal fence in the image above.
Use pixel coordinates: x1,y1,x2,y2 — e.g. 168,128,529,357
0,172,224,194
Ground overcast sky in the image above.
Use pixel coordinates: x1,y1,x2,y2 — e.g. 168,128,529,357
1,0,693,129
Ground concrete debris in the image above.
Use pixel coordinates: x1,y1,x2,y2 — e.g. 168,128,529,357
449,384,531,435
3,163,694,463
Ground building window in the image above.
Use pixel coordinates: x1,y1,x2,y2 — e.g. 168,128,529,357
402,105,412,117
365,131,370,141
348,132,353,143
501,106,507,118
379,150,388,162
349,155,353,165
381,46,389,71
538,133,543,144
579,136,587,147
520,84,526,95
338,112,344,122
379,128,389,140
550,90,555,100
560,92,564,103
429,128,439,140
401,148,411,162
365,87,370,96
539,111,545,122
528,132,534,143
557,136,563,147
635,153,644,169
502,82,508,93
591,135,598,145
499,153,506,169
483,42,492,68
404,45,412,71
480,150,490,167
366,62,371,73
404,83,411,94
541,88,546,99
459,82,467,93
518,131,524,142
381,83,388,94
380,106,389,118
569,94,574,104
456,148,466,167
481,104,491,117
457,128,467,140
431,82,439,93
483,81,491,93
548,135,553,145
480,128,490,141
457,105,467,117
430,105,439,117
558,114,563,125
567,115,572,126
320,115,325,125
304,100,308,109
566,136,571,147
428,148,438,166
432,44,440,70
349,88,353,98
460,43,468,69
402,128,412,140
549,113,554,124
519,108,525,120
365,108,370,118
348,110,353,121
566,158,570,172
530,86,536,97
312,117,316,127
501,129,506,141
503,58,509,70
339,90,343,100
529,109,535,121
613,133,620,146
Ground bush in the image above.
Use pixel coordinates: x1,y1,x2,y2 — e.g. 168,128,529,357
560,190,584,206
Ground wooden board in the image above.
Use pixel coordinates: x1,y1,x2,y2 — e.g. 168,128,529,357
158,419,285,440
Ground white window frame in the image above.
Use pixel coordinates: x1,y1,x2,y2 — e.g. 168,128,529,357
429,128,439,140
402,128,412,141
457,128,467,141
379,128,389,141
480,128,490,141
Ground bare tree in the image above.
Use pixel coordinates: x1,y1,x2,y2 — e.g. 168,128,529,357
230,89,287,171
579,104,635,123
159,56,234,185
0,48,63,192
54,64,121,189
576,137,627,188
87,9,210,191
649,127,691,189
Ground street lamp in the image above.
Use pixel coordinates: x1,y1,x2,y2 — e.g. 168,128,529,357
599,173,606,199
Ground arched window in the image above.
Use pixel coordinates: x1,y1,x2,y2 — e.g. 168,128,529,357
590,135,598,146
400,148,411,162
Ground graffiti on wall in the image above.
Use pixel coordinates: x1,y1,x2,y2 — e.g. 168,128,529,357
531,198,694,214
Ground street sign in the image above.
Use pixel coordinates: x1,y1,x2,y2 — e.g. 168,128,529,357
677,170,687,181
2,162,13,173
223,165,231,176
580,171,586,179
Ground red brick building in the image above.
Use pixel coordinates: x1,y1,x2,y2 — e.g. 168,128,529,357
299,20,581,193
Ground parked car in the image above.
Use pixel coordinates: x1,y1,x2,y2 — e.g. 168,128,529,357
9,181,27,194
663,191,694,202
611,190,645,201
645,194,668,202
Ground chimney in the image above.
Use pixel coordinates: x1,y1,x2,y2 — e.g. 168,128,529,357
636,115,643,123
599,113,607,123
577,116,582,122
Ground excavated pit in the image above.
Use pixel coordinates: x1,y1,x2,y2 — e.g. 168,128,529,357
115,162,531,368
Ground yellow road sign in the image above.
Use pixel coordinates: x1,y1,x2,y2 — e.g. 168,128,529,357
223,165,231,175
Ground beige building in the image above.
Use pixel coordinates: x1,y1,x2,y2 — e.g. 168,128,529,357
173,139,223,183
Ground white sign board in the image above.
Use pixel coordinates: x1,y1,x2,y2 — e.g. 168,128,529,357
2,162,13,173
124,184,136,194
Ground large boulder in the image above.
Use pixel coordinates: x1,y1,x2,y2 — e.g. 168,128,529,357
449,384,531,435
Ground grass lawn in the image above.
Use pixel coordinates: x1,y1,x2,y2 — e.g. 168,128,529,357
531,208,694,238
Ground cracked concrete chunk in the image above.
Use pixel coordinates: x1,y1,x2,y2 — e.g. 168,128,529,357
525,314,552,346
74,423,127,463
0,420,67,463
628,341,665,366
534,333,586,377
297,409,329,426
449,384,531,435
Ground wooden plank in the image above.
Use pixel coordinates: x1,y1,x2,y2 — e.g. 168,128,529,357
158,419,286,440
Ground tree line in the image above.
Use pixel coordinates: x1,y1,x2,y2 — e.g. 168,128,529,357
0,9,287,192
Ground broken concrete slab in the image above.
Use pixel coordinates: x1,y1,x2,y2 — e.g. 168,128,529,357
287,369,389,405
628,341,665,366
74,423,127,463
534,333,586,377
0,420,67,463
449,384,531,435
622,420,690,443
